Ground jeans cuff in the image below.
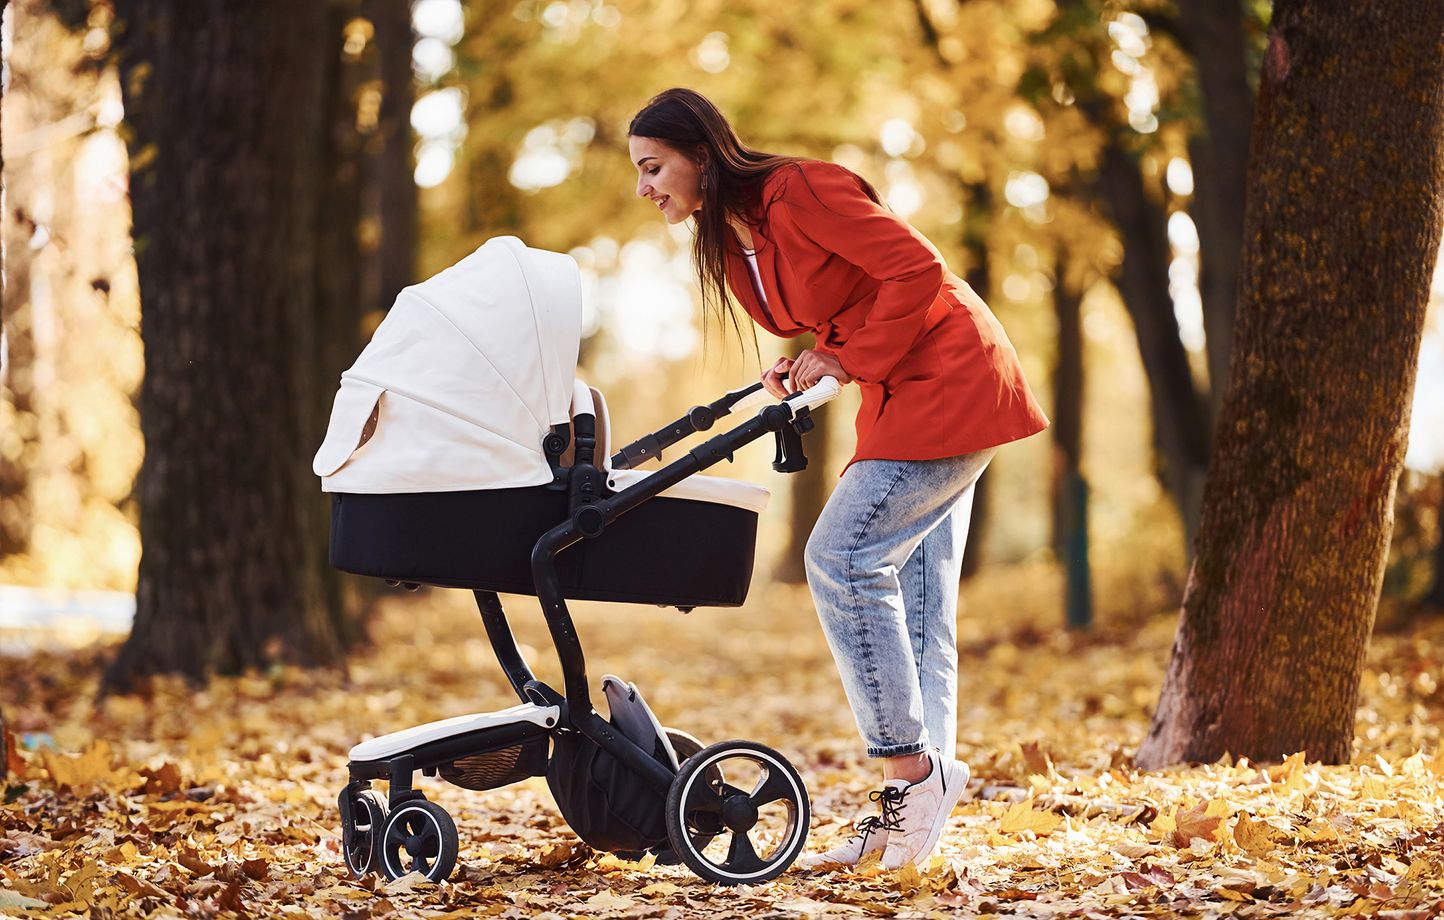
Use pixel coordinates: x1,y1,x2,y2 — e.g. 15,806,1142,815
867,741,929,758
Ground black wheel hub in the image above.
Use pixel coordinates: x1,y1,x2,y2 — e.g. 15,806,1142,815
720,793,759,832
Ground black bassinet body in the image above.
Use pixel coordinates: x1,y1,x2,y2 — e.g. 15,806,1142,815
329,483,758,607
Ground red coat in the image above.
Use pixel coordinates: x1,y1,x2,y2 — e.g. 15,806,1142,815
725,160,1049,469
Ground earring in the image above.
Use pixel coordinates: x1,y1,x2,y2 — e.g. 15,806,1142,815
701,173,709,191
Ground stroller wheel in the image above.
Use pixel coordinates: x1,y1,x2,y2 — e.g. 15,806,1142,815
340,788,389,877
664,740,809,885
379,799,460,883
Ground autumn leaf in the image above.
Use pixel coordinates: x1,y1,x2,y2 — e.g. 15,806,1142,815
893,862,923,895
381,872,429,896
240,858,269,881
1170,800,1225,848
40,741,114,790
1020,741,1053,777
138,762,183,797
3,725,25,780
176,848,217,877
1232,811,1274,855
585,889,637,910
998,799,1063,836
0,890,49,911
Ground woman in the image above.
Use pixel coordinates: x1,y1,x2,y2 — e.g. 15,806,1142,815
628,88,1048,870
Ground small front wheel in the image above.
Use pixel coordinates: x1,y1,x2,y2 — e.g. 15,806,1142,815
340,787,389,877
379,799,459,882
665,740,809,885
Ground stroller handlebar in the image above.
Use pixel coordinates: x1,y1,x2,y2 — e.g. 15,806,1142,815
729,374,842,416
608,377,841,470
784,375,842,413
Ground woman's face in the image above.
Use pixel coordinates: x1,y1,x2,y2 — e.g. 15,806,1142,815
629,135,703,225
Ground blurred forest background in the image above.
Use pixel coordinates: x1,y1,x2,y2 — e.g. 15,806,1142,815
4,2,1444,914
1,0,1442,645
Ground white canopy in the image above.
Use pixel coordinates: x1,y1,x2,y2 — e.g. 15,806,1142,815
314,236,582,493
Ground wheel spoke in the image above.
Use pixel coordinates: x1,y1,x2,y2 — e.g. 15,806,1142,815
748,766,793,808
724,829,765,873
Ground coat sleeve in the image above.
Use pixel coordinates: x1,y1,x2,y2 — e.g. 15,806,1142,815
767,163,946,383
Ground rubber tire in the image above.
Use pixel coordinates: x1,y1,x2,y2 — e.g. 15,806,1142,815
664,740,810,885
653,729,717,865
379,799,459,883
342,788,390,877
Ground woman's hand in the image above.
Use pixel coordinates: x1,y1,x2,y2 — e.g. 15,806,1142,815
761,349,852,399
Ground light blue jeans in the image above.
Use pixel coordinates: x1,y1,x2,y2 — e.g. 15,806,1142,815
804,449,996,759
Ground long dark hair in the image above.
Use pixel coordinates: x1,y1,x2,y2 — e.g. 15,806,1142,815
627,88,880,351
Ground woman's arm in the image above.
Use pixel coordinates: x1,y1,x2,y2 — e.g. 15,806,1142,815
768,162,947,384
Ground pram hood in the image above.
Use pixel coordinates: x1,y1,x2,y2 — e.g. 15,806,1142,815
313,236,582,493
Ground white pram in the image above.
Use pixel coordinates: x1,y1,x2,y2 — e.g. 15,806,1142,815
314,237,839,885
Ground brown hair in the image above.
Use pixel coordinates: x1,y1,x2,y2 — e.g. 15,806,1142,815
627,88,880,351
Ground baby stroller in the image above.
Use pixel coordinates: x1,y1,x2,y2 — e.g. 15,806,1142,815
313,236,839,885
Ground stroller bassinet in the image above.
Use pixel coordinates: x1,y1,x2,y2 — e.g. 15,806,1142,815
314,236,765,607
316,236,838,886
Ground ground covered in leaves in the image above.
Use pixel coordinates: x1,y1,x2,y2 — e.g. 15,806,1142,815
3,571,1444,918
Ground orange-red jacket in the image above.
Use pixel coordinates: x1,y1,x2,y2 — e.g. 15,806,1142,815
725,160,1050,469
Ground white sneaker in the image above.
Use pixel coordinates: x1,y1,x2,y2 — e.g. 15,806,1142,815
880,750,969,870
795,781,908,870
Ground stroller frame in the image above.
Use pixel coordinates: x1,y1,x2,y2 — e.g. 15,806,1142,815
338,380,832,885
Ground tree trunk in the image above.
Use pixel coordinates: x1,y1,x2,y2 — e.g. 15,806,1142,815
105,1,347,689
371,0,417,313
1096,139,1212,552
1136,0,1444,768
0,0,34,561
1425,485,1444,611
1051,252,1092,629
1176,0,1253,413
959,179,992,579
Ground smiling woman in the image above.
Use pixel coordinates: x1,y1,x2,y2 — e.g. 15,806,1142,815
624,87,1049,872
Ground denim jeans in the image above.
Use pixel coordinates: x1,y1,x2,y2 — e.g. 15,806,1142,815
804,449,996,759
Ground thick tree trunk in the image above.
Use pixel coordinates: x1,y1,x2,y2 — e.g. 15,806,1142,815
1176,0,1252,412
105,1,345,689
1096,140,1212,551
1051,252,1091,629
1136,0,1444,768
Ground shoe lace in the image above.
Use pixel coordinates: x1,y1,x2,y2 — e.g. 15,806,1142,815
861,784,906,834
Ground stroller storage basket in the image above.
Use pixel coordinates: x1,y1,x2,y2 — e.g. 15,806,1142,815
329,485,758,607
440,735,550,791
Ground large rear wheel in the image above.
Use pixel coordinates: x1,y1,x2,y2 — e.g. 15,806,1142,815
664,740,809,885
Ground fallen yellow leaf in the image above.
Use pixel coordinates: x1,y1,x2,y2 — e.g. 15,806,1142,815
999,799,1063,836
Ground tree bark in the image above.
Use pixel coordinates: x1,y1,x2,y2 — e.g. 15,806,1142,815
1136,0,1444,768
0,0,35,561
105,1,348,689
371,0,417,313
1176,0,1253,413
1051,252,1091,629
